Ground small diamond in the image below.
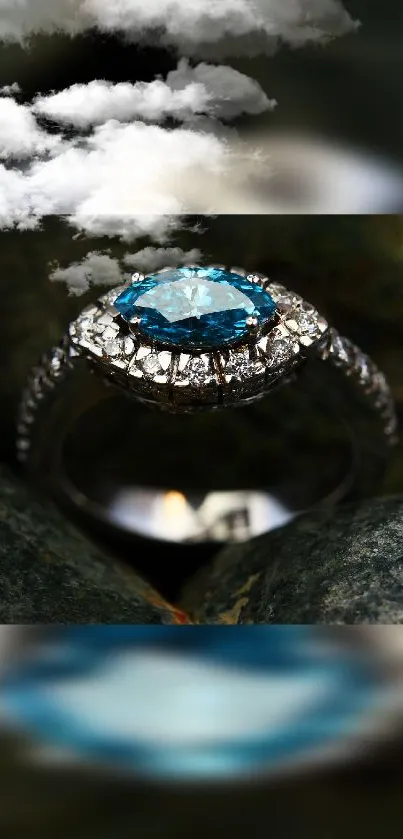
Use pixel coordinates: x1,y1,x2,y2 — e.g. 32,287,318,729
105,341,120,357
269,338,297,366
102,325,119,341
136,346,151,362
187,356,210,383
97,313,114,327
286,306,318,335
330,334,350,363
222,345,265,380
277,294,301,312
124,337,135,356
175,354,212,385
258,325,299,368
385,416,398,436
355,353,371,384
297,313,318,335
77,317,92,333
373,372,390,407
267,282,288,299
142,355,161,375
178,353,191,372
50,356,61,373
81,340,103,357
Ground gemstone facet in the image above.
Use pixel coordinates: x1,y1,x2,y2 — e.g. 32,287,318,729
113,267,277,349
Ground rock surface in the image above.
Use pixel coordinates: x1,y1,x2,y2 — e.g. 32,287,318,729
0,466,188,624
183,496,403,624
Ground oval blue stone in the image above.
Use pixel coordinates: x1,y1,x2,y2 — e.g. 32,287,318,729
113,267,277,349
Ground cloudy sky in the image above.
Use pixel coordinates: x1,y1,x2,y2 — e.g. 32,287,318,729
0,0,402,288
0,0,357,51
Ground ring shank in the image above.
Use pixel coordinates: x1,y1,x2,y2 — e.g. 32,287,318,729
16,328,397,547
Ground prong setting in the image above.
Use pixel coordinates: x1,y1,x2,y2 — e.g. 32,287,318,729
247,273,266,285
246,314,259,331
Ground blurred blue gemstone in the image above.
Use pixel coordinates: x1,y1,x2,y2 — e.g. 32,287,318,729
0,627,384,781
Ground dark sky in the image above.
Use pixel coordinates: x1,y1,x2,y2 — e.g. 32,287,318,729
235,0,403,164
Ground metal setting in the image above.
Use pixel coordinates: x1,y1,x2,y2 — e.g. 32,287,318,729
16,264,398,468
68,268,327,411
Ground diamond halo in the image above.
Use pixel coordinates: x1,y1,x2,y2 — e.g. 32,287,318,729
69,264,329,411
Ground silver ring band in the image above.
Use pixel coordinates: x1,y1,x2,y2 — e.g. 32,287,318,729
16,265,398,547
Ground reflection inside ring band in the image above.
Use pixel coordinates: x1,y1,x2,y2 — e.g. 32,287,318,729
60,387,355,545
108,487,294,543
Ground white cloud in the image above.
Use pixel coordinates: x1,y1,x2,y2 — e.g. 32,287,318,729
0,59,279,240
0,163,31,228
33,79,211,129
0,0,358,56
122,246,202,272
166,59,276,120
0,2,362,239
58,121,227,236
0,118,229,238
0,97,61,159
1,123,402,239
49,246,203,294
49,251,123,295
0,0,87,42
33,60,273,128
0,81,21,96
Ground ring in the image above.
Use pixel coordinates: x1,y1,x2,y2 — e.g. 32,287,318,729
16,264,398,547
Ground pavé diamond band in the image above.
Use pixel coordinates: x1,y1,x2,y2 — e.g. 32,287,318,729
16,264,398,545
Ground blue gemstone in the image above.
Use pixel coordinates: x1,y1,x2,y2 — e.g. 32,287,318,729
114,267,277,349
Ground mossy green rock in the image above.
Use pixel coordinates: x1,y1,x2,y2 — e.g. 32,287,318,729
0,466,185,623
185,497,403,624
